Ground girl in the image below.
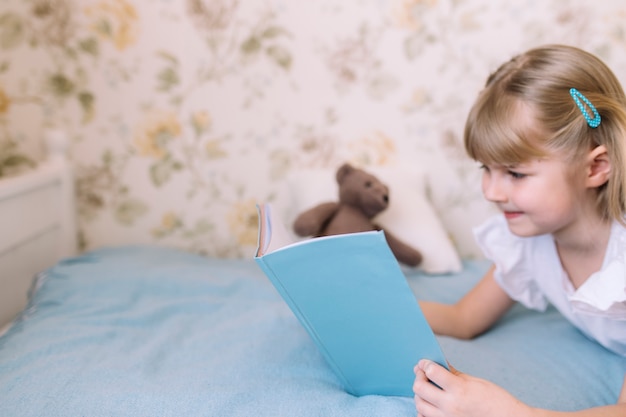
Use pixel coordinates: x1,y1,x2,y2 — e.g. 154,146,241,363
413,44,626,417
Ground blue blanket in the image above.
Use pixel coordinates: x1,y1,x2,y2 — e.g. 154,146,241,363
0,246,624,416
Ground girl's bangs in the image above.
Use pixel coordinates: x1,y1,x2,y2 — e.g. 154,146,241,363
464,92,547,165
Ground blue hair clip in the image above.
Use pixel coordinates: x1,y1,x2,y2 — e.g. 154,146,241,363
569,88,601,128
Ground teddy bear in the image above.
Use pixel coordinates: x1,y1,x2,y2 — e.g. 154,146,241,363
292,163,423,267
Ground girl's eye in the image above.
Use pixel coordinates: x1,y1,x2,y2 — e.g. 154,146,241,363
508,170,526,179
479,164,490,172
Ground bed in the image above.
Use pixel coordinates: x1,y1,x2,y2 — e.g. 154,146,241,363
1,132,625,417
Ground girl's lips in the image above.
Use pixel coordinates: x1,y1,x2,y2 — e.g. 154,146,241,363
503,211,523,219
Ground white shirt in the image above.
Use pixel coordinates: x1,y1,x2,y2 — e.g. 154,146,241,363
474,215,626,357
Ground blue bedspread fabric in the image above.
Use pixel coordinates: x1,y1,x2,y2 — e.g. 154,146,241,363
0,246,625,417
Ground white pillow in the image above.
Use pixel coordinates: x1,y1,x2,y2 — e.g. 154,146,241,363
287,165,462,274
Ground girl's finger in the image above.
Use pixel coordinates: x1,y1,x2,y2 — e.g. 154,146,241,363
413,365,446,407
415,396,440,417
413,367,429,395
419,359,459,392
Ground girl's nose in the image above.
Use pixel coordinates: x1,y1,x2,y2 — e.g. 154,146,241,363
482,175,507,203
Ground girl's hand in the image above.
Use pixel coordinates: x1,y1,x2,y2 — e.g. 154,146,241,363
413,360,533,417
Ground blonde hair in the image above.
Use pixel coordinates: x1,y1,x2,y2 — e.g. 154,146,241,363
464,44,626,222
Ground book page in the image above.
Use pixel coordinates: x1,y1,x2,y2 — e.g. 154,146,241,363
256,203,294,256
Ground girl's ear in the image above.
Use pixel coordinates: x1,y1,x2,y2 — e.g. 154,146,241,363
586,145,611,188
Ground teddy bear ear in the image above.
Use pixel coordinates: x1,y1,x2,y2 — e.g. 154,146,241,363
335,163,354,183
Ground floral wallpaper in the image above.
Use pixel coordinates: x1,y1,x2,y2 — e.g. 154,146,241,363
2,0,626,260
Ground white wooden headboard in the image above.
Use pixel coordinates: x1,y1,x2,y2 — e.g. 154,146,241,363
0,130,77,331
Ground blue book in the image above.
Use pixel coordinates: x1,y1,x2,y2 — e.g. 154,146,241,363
254,203,448,397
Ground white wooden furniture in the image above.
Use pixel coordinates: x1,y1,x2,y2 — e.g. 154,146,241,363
0,130,77,332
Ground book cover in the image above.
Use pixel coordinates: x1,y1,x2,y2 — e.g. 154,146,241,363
254,203,448,397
